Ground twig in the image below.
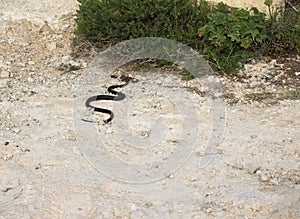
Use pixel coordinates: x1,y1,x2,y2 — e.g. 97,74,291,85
286,0,299,12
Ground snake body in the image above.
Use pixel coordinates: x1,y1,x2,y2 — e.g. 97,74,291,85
84,77,132,124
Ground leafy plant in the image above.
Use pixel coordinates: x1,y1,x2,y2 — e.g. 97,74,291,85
264,0,300,54
198,3,267,73
74,0,278,74
264,0,281,24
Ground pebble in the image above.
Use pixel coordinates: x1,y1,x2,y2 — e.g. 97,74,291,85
0,70,10,78
65,130,76,141
251,202,262,212
17,62,25,67
4,153,13,161
190,177,199,182
1,187,11,192
47,42,57,51
27,77,34,83
12,128,21,134
155,79,162,85
256,170,270,182
62,55,71,63
0,78,10,88
167,174,174,179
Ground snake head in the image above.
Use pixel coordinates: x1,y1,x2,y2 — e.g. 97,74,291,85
120,75,138,83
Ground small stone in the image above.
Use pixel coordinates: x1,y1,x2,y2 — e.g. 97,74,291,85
27,77,34,83
295,72,300,76
7,38,15,44
62,55,71,64
256,170,270,182
47,42,57,51
0,70,10,78
4,153,13,161
197,150,205,156
155,79,162,85
65,130,76,141
35,163,42,170
166,139,178,143
1,187,12,192
278,72,285,77
269,178,279,185
67,60,81,70
9,72,15,78
274,63,284,68
0,78,10,88
12,128,21,134
190,177,199,182
79,59,87,68
269,59,277,66
39,22,53,34
167,174,174,179
17,62,25,67
251,202,262,212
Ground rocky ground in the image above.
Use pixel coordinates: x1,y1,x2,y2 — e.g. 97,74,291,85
0,0,299,218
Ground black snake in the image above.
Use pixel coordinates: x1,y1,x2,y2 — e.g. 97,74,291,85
83,76,134,124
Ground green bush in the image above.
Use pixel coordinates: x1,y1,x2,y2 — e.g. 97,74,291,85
198,3,267,73
75,0,211,50
74,0,282,74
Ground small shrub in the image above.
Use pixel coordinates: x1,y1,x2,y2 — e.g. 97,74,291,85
75,0,211,50
264,0,300,54
198,3,267,73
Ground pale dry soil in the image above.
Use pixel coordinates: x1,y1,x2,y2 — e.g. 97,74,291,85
0,1,299,218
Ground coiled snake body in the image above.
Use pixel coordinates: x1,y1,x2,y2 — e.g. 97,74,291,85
84,76,133,124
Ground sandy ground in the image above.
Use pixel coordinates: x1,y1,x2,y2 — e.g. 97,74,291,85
0,1,299,218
